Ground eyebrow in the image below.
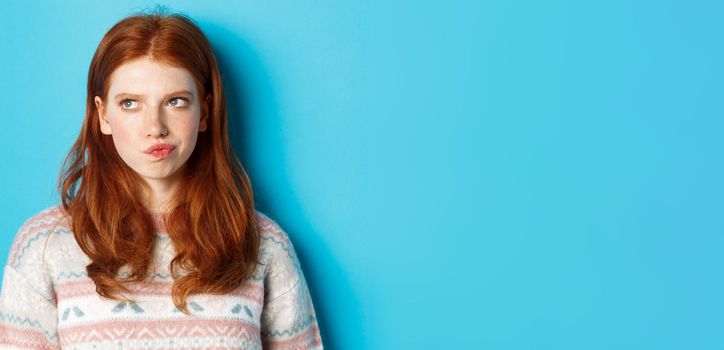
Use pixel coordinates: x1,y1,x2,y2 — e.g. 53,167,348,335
113,90,194,101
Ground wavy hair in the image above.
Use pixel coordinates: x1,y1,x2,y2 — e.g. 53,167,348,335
57,11,259,314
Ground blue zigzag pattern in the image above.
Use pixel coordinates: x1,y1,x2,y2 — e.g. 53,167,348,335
261,234,301,271
56,271,87,280
0,312,59,341
10,227,69,269
261,314,317,338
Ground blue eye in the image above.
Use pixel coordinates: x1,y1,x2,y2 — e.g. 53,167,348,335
168,97,189,107
120,99,138,109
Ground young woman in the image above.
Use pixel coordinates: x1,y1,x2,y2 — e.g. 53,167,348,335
0,11,322,349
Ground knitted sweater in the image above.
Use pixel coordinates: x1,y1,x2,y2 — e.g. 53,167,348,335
0,206,323,349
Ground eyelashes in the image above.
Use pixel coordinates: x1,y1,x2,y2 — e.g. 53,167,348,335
167,97,190,108
119,97,191,110
120,99,139,109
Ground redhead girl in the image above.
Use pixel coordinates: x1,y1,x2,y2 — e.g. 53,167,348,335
0,11,322,350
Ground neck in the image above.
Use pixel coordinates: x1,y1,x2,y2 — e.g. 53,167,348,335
141,177,181,214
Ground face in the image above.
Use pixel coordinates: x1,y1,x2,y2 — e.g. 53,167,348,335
95,57,208,194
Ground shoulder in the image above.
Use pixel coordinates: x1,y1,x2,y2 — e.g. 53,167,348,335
254,210,300,263
3,205,71,301
6,205,71,270
254,210,298,263
253,210,304,296
254,209,293,247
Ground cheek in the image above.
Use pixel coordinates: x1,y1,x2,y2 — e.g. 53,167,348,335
107,118,135,150
175,114,201,137
179,122,201,148
177,119,201,154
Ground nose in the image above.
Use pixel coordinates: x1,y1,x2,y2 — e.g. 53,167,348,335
145,105,168,137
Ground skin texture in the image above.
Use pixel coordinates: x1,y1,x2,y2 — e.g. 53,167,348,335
94,57,208,212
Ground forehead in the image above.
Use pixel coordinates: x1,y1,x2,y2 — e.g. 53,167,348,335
106,57,198,96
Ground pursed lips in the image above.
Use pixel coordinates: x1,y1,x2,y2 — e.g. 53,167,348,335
144,143,176,154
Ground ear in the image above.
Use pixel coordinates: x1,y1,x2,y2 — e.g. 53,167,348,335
94,96,112,135
199,94,210,132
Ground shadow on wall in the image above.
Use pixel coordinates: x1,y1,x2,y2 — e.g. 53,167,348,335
202,22,365,350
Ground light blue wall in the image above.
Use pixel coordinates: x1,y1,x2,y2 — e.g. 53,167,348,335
1,0,723,348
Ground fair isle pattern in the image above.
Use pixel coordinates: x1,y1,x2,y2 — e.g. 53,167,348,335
0,206,323,349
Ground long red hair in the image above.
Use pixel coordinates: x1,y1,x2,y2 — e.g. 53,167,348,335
57,12,259,314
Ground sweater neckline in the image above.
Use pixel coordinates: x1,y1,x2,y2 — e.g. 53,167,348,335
150,212,168,235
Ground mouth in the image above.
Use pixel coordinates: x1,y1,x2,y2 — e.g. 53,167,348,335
145,144,176,159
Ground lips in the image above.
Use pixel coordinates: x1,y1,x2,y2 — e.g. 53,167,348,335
145,143,176,154
145,144,176,159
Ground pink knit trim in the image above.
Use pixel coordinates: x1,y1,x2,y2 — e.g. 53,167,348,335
56,280,264,303
0,324,59,349
58,319,260,345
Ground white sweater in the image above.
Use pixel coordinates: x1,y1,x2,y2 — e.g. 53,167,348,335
0,206,322,349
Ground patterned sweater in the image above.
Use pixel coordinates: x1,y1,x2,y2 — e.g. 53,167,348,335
0,206,323,349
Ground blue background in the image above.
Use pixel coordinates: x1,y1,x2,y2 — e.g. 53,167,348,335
1,1,723,349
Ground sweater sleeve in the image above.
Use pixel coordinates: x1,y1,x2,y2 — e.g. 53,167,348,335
0,266,60,349
0,209,61,349
258,214,323,350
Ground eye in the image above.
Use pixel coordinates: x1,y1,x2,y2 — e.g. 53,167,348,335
120,99,138,110
168,97,189,108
